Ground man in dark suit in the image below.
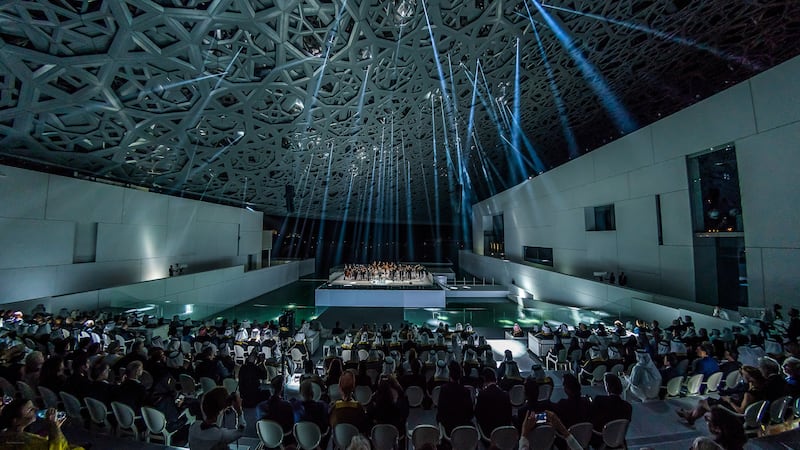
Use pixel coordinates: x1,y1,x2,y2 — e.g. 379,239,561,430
257,375,295,434
475,368,512,436
114,360,151,412
589,373,632,447
436,361,474,435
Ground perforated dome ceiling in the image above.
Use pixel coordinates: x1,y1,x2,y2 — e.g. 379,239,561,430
1,0,799,223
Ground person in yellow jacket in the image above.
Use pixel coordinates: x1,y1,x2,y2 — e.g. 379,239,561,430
0,400,84,450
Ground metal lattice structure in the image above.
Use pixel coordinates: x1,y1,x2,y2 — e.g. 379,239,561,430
1,0,799,223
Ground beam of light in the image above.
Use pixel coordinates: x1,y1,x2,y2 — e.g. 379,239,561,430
405,160,415,260
304,0,348,130
198,174,215,201
420,0,455,117
315,143,335,264
241,176,248,207
430,96,442,262
529,0,636,134
541,3,762,71
188,131,244,178
529,17,579,158
334,167,357,264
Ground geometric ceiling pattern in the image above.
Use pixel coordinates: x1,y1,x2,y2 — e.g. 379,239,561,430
1,0,799,224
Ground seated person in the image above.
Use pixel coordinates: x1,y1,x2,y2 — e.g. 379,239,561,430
511,323,525,337
292,380,330,449
256,376,294,434
589,373,632,447
0,400,85,450
579,347,607,385
628,350,662,401
330,370,369,433
188,387,246,450
475,368,513,436
497,350,524,390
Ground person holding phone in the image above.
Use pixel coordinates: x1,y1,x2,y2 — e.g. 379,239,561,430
519,410,582,450
0,399,84,449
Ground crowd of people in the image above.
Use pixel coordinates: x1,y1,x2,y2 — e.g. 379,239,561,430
342,262,427,282
0,304,799,449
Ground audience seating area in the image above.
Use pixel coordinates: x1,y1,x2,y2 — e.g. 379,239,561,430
1,305,799,449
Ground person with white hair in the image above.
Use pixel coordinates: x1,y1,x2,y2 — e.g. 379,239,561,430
628,350,662,401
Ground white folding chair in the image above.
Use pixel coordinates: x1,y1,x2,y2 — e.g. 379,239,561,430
525,424,556,450
537,384,553,402
179,373,199,397
450,425,479,450
199,376,217,394
334,422,361,450
663,375,684,398
741,400,768,437
594,418,629,449
293,421,322,450
431,385,441,407
233,345,247,365
509,384,526,407
328,383,342,402
703,371,724,393
410,424,440,449
684,373,704,396
223,377,239,395
84,397,112,433
371,423,400,449
568,422,594,449
405,385,424,407
257,419,285,449
111,401,139,440
355,385,373,405
38,386,60,409
725,370,742,389
59,391,84,425
141,406,179,445
490,425,519,450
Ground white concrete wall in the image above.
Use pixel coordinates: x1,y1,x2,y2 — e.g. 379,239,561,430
470,54,800,311
0,166,264,303
1,259,315,320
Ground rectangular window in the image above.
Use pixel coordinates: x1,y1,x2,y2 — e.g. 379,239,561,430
523,246,554,266
585,204,616,231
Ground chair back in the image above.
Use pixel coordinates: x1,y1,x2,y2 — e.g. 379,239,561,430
744,400,768,428
223,378,239,395
328,383,342,402
411,424,440,449
293,421,322,450
525,424,556,450
450,425,479,450
84,397,111,430
704,371,724,393
568,422,593,449
431,385,441,407
0,376,16,397
139,370,154,389
685,374,704,396
355,385,372,405
725,369,742,389
199,376,217,394
609,364,624,376
111,401,138,438
769,396,792,424
509,384,526,407
59,391,84,421
38,386,60,409
371,423,400,449
179,374,198,396
490,425,519,450
405,385,424,407
366,368,379,386
537,384,553,402
257,419,285,448
15,381,36,401
590,365,607,384
602,418,629,448
665,376,684,397
141,406,167,438
311,382,322,401
334,422,361,449
676,359,689,375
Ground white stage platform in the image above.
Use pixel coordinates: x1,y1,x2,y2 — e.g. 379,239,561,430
315,286,445,308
